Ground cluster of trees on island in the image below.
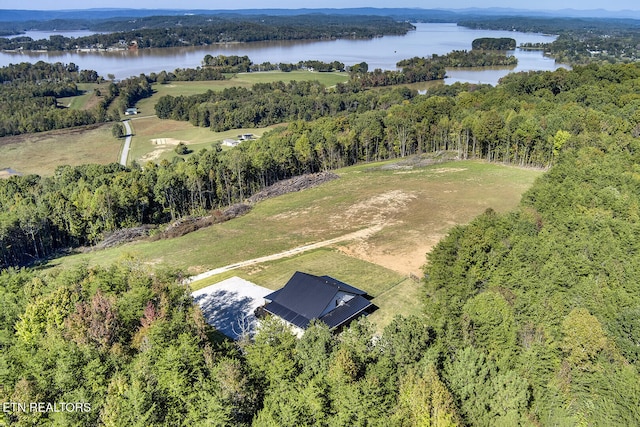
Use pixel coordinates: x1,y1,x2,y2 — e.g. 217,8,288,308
471,37,516,50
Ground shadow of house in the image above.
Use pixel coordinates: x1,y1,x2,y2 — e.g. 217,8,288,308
191,277,273,340
193,288,260,340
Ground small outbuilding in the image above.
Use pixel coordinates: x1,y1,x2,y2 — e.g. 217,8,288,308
222,139,240,147
260,271,374,334
124,107,138,115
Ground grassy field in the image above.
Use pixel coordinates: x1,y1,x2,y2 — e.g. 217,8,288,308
0,124,121,176
2,70,541,332
52,159,541,273
49,158,543,329
57,82,112,110
0,71,348,175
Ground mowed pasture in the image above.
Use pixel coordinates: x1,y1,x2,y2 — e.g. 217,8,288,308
0,71,348,175
50,158,543,330
0,124,120,177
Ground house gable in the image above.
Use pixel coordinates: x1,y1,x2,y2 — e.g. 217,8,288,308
318,290,355,318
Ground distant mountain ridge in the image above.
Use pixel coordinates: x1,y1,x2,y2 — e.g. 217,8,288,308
1,7,639,22
451,7,640,19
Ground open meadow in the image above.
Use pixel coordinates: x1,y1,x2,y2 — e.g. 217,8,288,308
0,123,121,176
128,117,284,164
49,158,543,330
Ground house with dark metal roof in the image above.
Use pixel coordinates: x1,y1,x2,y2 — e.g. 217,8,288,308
260,271,374,334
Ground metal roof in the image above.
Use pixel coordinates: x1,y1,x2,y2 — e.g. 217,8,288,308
263,301,313,329
263,271,372,330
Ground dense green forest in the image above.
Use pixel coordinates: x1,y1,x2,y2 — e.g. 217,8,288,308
0,61,104,136
1,138,639,425
0,62,155,137
0,60,239,137
423,141,640,425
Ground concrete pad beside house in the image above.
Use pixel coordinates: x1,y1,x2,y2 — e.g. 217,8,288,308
191,277,272,340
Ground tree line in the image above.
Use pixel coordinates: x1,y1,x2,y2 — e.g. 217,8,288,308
154,81,414,131
0,14,414,52
202,55,347,74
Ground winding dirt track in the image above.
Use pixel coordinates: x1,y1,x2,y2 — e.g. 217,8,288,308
184,224,383,284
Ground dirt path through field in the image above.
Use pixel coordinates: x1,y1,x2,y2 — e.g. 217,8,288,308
185,224,383,284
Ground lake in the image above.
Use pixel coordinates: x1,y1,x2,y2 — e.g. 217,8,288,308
0,23,565,85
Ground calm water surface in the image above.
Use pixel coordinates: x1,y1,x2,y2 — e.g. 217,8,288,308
0,23,565,85
5,30,103,39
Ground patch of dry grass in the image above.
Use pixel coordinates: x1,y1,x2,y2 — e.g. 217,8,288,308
53,159,542,276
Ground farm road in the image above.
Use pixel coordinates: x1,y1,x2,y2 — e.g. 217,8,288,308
184,224,383,284
119,120,132,166
118,115,158,165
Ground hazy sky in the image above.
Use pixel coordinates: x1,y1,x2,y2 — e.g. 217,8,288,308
6,1,640,11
